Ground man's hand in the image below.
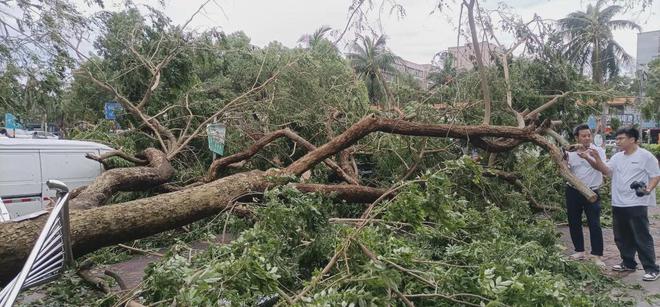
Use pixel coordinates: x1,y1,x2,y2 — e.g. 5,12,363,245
588,149,601,161
577,149,594,161
577,149,601,162
577,148,611,177
646,176,660,194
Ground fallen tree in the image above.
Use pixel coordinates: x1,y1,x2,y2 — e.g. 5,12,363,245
0,114,594,284
0,170,270,284
0,1,634,305
0,0,603,289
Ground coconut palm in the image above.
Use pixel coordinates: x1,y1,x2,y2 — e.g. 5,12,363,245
346,34,398,105
558,0,641,84
298,25,332,48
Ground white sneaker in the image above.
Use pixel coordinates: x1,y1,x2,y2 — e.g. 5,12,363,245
569,252,585,260
643,272,659,281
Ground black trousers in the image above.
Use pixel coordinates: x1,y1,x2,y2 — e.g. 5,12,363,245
612,206,659,273
565,186,603,256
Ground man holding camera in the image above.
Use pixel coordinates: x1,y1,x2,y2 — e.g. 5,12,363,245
564,124,606,266
581,127,660,281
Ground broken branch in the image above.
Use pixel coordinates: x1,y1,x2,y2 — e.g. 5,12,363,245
206,128,359,184
85,150,148,166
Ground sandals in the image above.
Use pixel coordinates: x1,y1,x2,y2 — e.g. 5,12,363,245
569,252,586,260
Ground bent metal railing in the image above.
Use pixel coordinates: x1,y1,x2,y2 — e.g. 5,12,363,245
0,180,73,307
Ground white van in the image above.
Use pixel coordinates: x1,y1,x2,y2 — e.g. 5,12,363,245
0,138,112,221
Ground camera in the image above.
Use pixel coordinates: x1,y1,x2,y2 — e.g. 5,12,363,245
630,181,649,197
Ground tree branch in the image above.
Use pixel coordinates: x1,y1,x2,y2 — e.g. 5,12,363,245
206,128,359,185
284,114,596,202
77,262,145,307
286,115,536,176
76,70,175,151
529,134,596,202
483,168,559,211
72,148,175,210
85,150,148,166
334,0,366,45
524,91,572,120
544,128,569,146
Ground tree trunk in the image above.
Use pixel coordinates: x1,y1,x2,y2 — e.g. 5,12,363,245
0,172,389,285
0,170,275,285
376,69,394,109
593,39,608,139
465,0,492,125
592,39,603,85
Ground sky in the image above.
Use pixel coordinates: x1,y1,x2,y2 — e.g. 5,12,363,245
91,0,660,65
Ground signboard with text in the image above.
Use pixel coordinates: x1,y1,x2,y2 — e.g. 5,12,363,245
207,123,226,155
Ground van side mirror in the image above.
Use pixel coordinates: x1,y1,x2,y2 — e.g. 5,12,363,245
46,180,69,194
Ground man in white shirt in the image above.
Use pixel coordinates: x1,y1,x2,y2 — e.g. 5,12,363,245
581,127,660,281
564,124,606,265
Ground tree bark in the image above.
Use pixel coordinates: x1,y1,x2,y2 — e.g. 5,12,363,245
529,134,597,202
0,173,390,285
0,170,275,285
71,148,175,210
292,184,389,203
338,149,359,182
286,115,535,175
464,0,492,125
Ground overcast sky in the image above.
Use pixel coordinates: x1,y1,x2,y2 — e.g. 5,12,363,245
97,0,660,65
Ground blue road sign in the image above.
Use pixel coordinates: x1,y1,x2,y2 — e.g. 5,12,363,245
104,102,123,120
587,115,597,130
4,113,23,129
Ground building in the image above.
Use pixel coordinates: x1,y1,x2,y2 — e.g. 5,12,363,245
383,57,434,89
636,30,660,128
578,96,646,129
443,42,499,71
392,58,433,83
636,30,660,72
607,96,641,127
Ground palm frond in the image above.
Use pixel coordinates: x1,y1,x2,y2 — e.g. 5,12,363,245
598,5,623,23
606,19,641,32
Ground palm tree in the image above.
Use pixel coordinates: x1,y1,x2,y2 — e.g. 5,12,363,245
346,34,398,106
298,25,332,48
558,0,641,84
558,0,640,136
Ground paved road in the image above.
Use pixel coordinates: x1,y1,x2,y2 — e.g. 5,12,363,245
558,206,660,306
